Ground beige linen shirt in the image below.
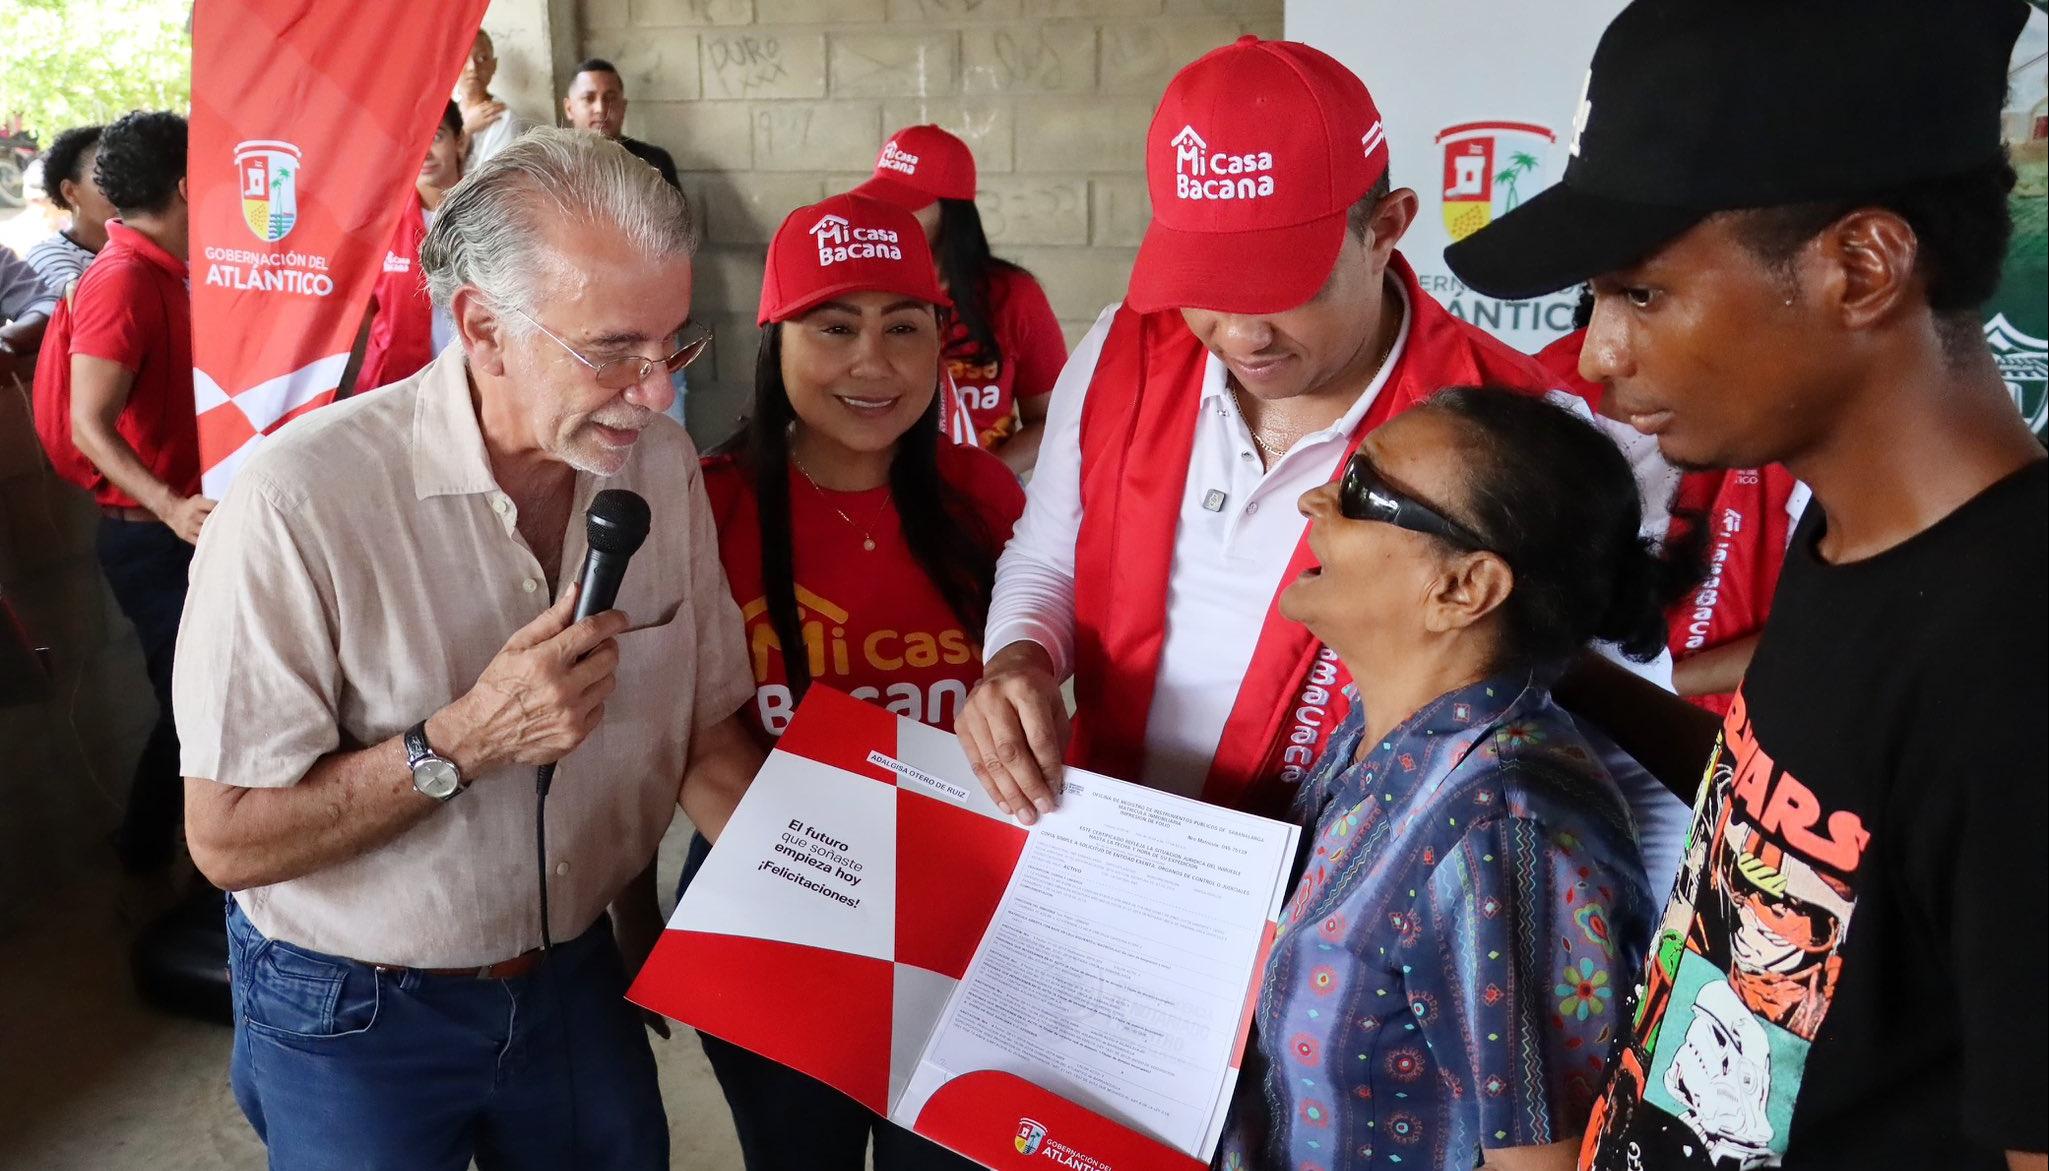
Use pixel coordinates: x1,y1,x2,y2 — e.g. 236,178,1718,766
174,346,753,967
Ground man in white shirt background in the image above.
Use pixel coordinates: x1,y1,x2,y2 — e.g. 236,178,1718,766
455,29,536,172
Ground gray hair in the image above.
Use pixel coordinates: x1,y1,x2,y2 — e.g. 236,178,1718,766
421,127,697,331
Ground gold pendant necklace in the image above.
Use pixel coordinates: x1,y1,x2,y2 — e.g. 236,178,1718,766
1227,318,1399,466
1228,384,1300,461
790,453,887,552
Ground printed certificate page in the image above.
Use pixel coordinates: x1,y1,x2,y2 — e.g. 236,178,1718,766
892,769,1299,1160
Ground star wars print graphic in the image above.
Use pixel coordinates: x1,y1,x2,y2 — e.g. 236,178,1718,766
1581,686,1868,1170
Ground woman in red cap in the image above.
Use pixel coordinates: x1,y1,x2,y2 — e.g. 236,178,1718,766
853,124,1068,474
683,191,1021,1171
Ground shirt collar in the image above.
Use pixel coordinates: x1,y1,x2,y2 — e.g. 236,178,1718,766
410,345,507,499
1336,670,1542,808
1197,263,1416,445
104,219,187,281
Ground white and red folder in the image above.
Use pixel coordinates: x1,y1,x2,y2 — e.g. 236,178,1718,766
630,686,1300,1170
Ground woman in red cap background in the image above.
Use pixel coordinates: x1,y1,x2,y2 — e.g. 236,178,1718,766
853,124,1068,474
681,191,1020,1171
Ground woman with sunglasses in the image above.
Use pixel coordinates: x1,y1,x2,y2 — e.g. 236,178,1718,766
1217,388,1694,1171
852,124,1068,472
683,192,1021,1171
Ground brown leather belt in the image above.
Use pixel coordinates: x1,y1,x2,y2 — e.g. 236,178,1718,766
98,505,158,523
371,949,546,980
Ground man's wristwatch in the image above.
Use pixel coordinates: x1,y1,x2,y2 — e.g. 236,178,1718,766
405,720,467,802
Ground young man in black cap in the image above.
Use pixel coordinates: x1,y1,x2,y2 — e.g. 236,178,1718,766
1445,1,2045,1169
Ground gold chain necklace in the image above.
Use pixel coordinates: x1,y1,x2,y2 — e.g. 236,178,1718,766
1228,319,1400,464
790,452,889,552
1228,384,1298,459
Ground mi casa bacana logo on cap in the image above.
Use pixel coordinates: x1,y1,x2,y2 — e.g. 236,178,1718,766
809,213,903,266
1169,125,1276,201
877,139,919,176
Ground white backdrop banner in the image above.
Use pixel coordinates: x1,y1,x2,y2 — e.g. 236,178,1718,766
1285,0,1627,353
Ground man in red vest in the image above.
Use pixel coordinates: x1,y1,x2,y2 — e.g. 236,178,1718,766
957,38,1579,822
349,102,463,393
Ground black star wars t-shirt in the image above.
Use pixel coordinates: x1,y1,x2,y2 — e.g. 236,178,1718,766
1582,459,2047,1170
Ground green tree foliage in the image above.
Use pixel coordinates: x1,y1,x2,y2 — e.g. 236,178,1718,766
0,0,192,143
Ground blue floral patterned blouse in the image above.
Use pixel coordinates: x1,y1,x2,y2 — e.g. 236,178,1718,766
1216,674,1653,1171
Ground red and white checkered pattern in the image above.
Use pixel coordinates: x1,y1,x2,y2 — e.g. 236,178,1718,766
630,687,1211,1170
189,0,486,498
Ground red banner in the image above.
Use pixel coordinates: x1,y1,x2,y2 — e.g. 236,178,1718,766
189,0,487,495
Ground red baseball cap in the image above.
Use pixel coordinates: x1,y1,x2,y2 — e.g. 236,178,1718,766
1127,37,1389,316
850,124,978,209
758,193,952,325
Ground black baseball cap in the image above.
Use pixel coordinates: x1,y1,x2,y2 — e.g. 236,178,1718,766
1444,0,2029,302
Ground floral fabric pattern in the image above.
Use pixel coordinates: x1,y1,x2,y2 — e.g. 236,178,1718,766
1215,676,1654,1171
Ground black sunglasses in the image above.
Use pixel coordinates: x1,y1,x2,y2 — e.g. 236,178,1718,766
1338,452,1492,552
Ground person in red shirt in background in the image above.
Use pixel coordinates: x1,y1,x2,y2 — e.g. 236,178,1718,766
1535,293,1805,715
682,192,1020,1171
345,102,463,393
852,125,1068,473
64,110,205,874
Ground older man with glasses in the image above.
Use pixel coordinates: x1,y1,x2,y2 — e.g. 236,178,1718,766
173,128,757,1171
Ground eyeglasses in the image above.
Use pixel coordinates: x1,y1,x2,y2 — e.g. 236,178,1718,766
1338,451,1492,552
513,307,712,391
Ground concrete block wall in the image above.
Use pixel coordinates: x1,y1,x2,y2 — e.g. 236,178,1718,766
576,0,1284,446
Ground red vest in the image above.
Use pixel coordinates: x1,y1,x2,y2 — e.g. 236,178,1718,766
356,196,435,392
1664,465,1800,714
1533,329,1799,717
1068,254,1556,814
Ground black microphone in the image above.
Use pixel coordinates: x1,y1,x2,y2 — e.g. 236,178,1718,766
570,488,652,622
534,489,652,955
537,489,650,798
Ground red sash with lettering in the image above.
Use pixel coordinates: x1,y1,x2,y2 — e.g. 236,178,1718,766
1069,254,1556,814
1664,464,1799,714
1536,329,1801,719
356,196,435,392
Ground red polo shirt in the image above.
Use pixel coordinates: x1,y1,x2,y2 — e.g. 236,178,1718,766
67,220,199,508
704,443,1026,744
943,265,1067,449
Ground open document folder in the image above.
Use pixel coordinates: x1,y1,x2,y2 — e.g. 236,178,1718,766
629,686,1300,1171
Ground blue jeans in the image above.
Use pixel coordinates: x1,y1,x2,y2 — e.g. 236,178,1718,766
226,899,667,1170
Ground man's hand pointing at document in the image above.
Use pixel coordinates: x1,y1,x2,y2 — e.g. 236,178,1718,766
958,641,1071,825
